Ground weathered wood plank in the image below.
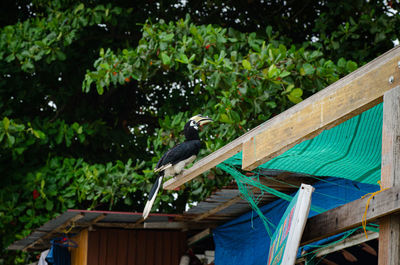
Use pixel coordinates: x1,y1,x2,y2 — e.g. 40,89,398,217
243,47,400,170
378,86,400,265
300,185,400,246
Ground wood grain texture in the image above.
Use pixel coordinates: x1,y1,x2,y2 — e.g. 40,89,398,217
127,230,137,265
70,229,88,265
87,229,100,265
116,230,128,265
378,86,400,265
301,185,400,246
243,47,400,170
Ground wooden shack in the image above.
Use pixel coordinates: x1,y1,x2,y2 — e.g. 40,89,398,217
8,210,193,265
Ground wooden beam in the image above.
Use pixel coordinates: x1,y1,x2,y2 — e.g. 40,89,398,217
70,229,88,265
143,222,188,229
163,47,400,190
188,228,211,245
242,47,400,170
90,213,106,224
379,86,400,265
300,185,400,246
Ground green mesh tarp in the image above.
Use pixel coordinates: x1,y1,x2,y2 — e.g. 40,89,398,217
223,103,382,185
214,103,383,265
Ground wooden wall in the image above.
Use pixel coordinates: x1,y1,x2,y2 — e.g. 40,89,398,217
86,229,187,265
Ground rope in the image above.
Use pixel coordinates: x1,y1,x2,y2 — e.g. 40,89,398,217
218,163,276,237
64,221,75,234
361,180,388,239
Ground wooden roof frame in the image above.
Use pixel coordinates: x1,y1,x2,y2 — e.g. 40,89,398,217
163,46,400,265
164,46,400,190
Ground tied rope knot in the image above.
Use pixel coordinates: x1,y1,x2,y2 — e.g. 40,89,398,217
361,180,388,239
63,221,75,234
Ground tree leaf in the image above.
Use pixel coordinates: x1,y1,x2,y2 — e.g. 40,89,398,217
242,59,252,70
219,114,232,123
45,200,54,211
161,52,171,65
74,3,85,14
290,88,303,98
3,117,10,131
7,133,15,146
346,61,358,72
302,63,315,75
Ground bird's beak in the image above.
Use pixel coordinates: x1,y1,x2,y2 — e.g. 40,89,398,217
197,117,213,126
190,115,213,127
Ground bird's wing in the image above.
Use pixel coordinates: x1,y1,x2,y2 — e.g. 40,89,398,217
154,140,201,171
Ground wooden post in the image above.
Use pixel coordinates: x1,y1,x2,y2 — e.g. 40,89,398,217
70,229,88,265
379,85,400,265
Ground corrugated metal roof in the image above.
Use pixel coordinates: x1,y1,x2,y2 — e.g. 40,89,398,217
8,210,178,251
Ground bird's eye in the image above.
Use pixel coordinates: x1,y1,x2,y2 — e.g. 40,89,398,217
190,120,198,130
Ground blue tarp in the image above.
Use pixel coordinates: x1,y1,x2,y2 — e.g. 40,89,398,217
213,177,379,265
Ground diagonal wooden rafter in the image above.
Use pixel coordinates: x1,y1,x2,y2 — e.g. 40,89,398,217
188,228,212,245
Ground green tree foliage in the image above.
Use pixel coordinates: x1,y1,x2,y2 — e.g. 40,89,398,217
1,0,399,264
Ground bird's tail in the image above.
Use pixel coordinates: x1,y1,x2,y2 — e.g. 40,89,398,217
143,175,163,220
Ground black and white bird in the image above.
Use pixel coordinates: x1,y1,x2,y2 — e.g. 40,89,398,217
142,114,213,219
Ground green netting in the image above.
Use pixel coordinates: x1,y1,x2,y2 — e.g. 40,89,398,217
223,103,382,185
217,103,383,241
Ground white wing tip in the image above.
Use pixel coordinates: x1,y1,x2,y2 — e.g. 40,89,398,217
142,202,151,220
154,163,172,173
